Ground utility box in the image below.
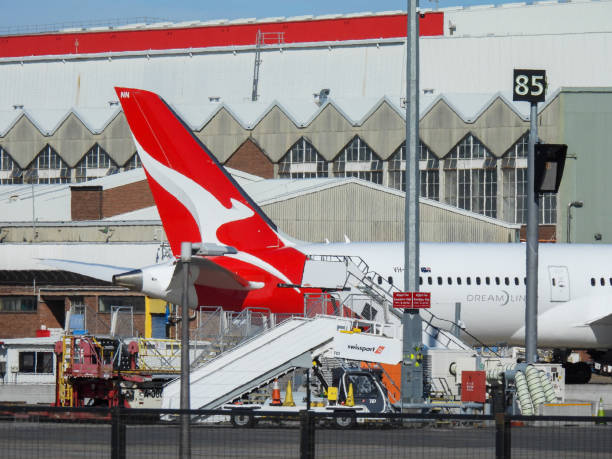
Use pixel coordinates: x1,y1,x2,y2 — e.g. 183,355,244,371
461,371,486,403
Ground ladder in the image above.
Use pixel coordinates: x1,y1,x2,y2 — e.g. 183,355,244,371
251,30,284,101
56,336,74,407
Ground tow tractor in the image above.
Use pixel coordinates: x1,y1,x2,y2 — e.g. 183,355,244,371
224,360,395,428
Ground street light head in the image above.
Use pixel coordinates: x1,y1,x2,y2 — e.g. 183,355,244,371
570,201,584,208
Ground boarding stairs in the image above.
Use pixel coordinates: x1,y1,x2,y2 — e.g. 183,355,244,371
305,255,474,351
162,315,394,410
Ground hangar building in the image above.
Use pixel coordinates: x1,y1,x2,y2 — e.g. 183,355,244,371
0,1,611,338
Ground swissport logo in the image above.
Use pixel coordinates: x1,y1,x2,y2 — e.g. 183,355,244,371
348,344,385,354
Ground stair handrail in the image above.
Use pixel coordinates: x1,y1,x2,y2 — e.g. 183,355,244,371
190,307,274,370
191,307,224,364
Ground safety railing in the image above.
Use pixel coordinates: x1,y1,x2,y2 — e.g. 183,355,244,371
136,338,181,373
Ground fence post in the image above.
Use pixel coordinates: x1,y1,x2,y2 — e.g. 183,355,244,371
111,405,126,459
299,410,315,459
492,375,511,459
495,412,511,459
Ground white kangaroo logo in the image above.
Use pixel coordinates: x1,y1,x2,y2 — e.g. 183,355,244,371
133,138,254,245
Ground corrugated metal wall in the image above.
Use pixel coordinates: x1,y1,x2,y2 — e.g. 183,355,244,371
262,182,518,243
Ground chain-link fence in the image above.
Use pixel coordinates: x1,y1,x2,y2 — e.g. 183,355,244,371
0,405,611,458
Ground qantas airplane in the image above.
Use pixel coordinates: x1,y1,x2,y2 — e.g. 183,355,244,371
48,87,612,381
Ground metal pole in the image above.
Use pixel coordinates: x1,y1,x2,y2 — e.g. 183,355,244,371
525,102,539,364
566,204,572,243
453,302,461,338
401,0,423,408
31,179,36,240
180,242,192,459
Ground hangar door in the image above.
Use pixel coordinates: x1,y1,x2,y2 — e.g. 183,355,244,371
548,266,570,302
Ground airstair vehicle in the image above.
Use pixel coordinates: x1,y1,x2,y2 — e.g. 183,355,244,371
161,315,400,410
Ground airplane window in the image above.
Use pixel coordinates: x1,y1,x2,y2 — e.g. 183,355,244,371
466,277,471,285
388,276,393,285
601,278,605,286
437,276,442,285
591,278,596,286
524,277,527,285
485,277,490,285
495,277,500,285
514,277,519,286
552,278,556,287
504,277,510,286
419,276,423,285
427,276,433,285
377,276,382,285
476,277,481,285
457,277,462,285
609,278,612,286
447,277,453,285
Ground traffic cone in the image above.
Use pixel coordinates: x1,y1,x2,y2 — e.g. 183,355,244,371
283,381,295,407
270,379,282,406
346,383,355,407
596,397,606,424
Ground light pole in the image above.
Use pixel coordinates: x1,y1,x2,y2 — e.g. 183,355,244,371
566,201,583,243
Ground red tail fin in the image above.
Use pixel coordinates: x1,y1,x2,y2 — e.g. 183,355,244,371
115,87,283,256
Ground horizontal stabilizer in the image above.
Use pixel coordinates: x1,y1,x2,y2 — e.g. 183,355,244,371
39,259,134,283
183,256,263,291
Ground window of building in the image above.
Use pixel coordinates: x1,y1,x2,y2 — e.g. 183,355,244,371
502,134,528,223
18,351,53,373
0,147,23,184
539,193,557,225
278,138,328,178
19,351,53,373
443,134,497,217
0,296,37,312
124,153,142,170
98,296,145,314
388,141,439,200
25,145,70,184
333,136,382,185
75,144,118,182
502,133,557,224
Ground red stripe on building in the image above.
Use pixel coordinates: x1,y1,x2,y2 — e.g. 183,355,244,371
0,13,443,58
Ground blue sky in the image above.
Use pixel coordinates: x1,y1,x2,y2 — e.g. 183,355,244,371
2,0,513,30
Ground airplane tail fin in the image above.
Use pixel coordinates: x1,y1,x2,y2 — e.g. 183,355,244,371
115,87,284,256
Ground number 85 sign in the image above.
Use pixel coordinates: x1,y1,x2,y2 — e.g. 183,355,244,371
513,69,547,103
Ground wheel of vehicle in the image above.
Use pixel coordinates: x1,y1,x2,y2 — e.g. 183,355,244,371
231,412,255,428
334,413,356,429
